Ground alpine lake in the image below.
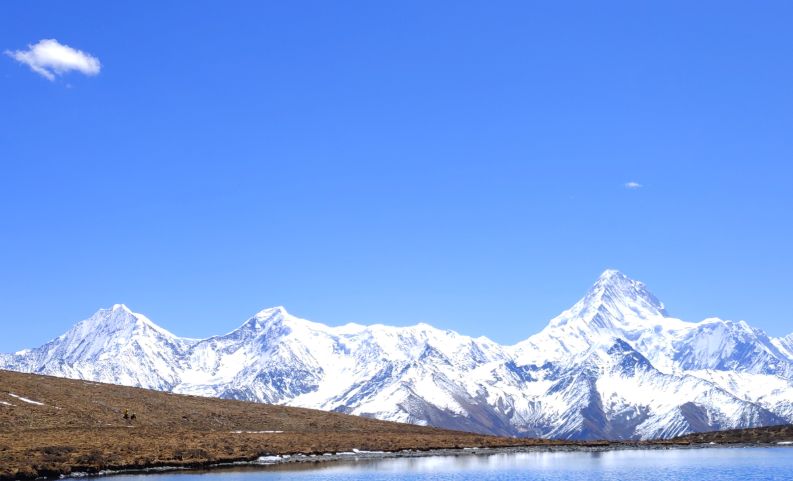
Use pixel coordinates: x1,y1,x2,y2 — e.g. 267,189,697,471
86,446,793,481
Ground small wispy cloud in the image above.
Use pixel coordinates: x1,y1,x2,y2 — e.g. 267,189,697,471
624,181,642,190
5,39,101,81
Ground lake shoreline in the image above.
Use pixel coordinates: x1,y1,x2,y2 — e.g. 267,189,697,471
60,442,793,480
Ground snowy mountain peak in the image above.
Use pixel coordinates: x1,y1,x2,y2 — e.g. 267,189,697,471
90,304,143,330
253,306,289,325
587,269,667,315
575,269,667,322
597,268,625,281
229,306,291,334
74,306,179,344
87,304,171,336
592,268,642,290
512,270,673,366
255,306,289,318
544,270,667,332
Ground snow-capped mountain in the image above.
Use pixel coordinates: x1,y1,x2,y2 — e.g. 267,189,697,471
3,270,792,440
6,305,190,390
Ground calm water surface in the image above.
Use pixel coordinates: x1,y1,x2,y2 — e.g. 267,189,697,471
107,448,793,481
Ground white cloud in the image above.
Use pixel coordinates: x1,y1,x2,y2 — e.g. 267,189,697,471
624,181,642,189
5,39,101,81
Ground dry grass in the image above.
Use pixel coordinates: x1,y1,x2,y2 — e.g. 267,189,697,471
673,424,793,444
0,370,559,479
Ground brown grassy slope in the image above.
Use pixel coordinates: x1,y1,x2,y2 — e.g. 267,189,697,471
0,369,560,479
673,424,793,444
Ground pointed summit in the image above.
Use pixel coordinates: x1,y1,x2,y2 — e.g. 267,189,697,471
110,303,132,313
591,269,645,292
234,306,290,332
514,270,676,367
89,304,141,330
87,304,169,334
585,269,667,317
596,268,630,284
543,270,668,332
255,306,289,318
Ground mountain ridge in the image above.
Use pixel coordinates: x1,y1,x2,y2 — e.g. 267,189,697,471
3,269,792,440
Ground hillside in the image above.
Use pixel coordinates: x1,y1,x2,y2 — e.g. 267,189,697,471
0,369,559,480
674,424,793,444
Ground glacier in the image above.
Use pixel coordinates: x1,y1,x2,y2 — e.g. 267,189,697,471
2,269,792,440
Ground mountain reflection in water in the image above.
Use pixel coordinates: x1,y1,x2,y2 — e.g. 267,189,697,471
101,447,793,481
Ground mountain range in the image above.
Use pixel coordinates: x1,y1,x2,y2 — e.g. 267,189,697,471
2,270,792,440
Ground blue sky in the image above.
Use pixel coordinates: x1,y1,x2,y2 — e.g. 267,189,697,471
1,1,792,352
